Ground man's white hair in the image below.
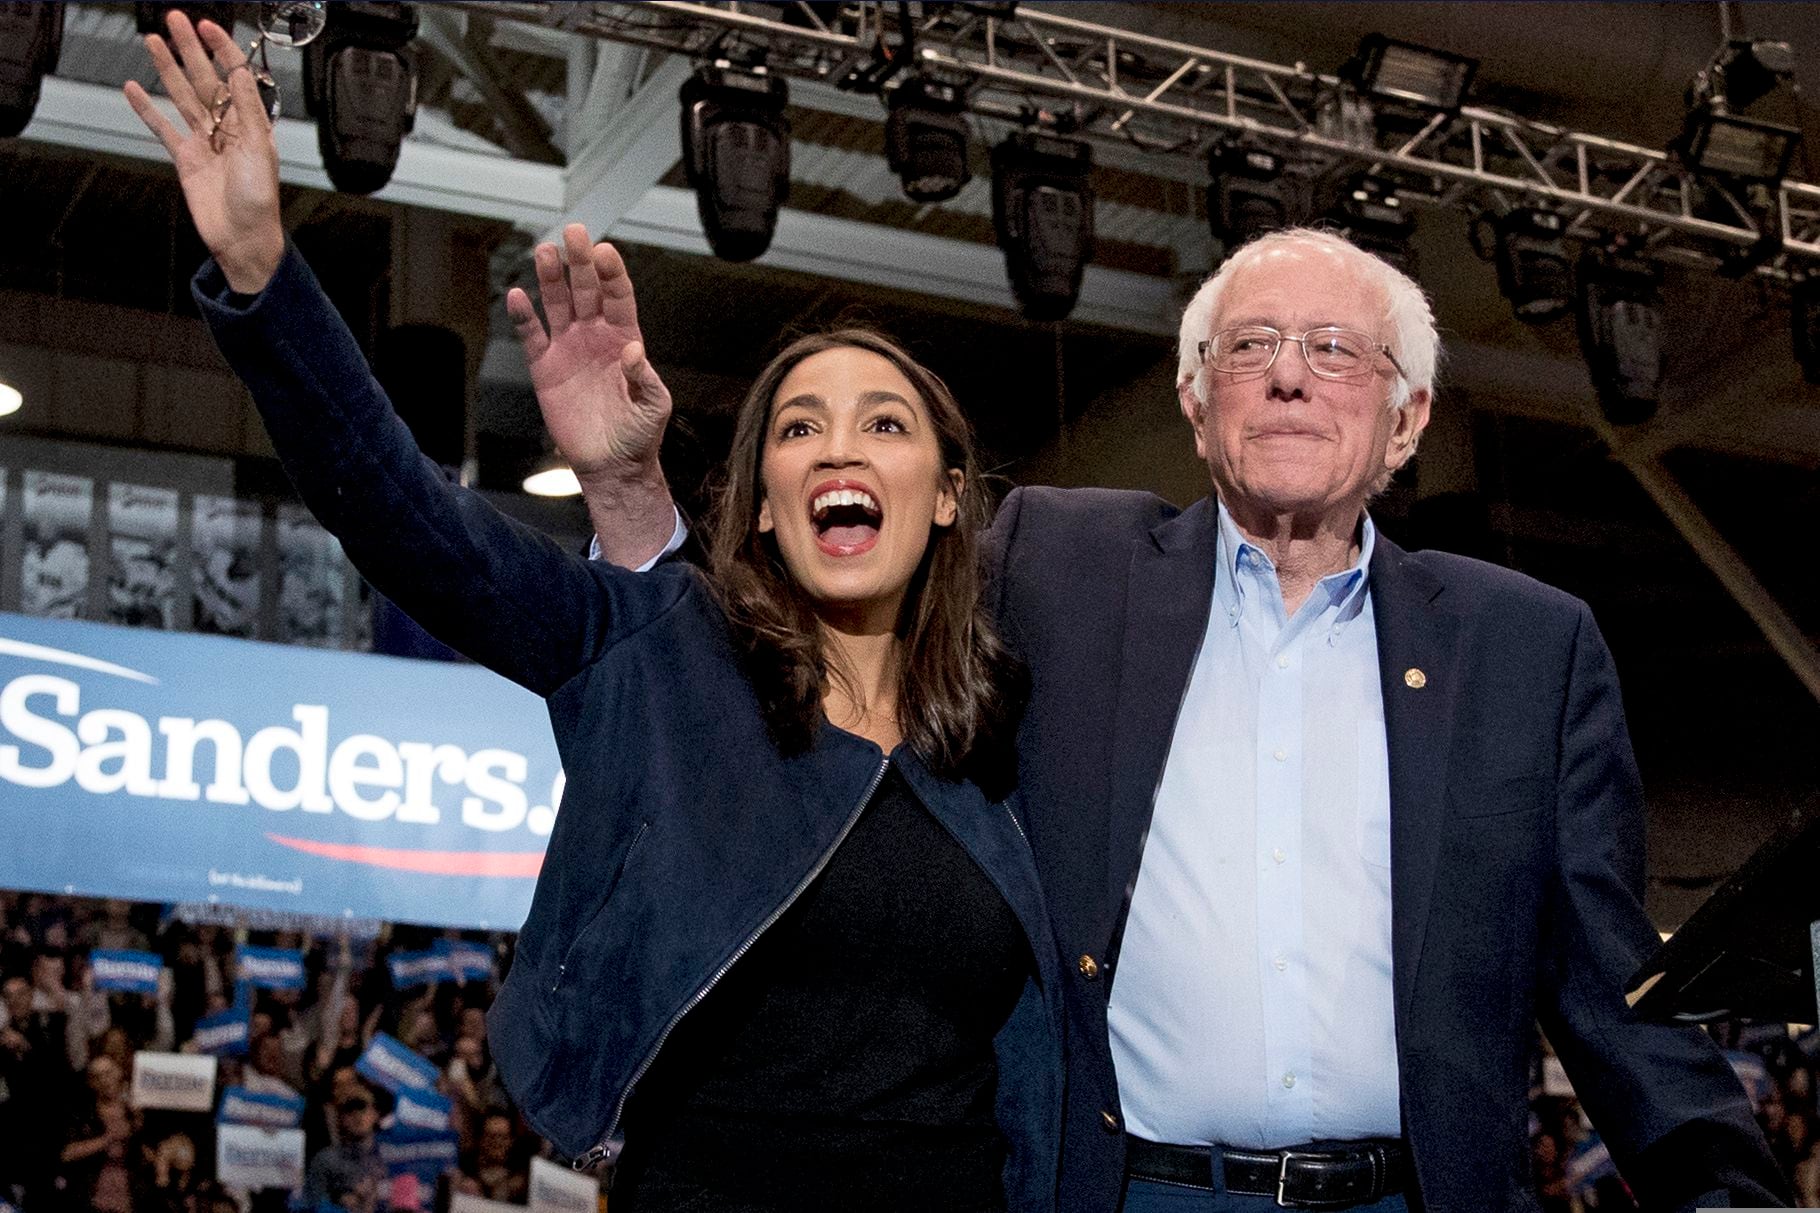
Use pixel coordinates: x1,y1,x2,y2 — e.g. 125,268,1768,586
1176,227,1438,414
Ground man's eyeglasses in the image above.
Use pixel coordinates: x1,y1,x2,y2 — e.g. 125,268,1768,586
1198,325,1407,381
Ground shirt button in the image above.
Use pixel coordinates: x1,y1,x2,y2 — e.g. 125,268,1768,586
1273,954,1287,971
1273,748,1288,762
1276,654,1290,669
1283,1073,1297,1089
1077,954,1100,980
1272,848,1286,864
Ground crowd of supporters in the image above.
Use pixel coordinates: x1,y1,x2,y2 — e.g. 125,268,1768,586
1528,1025,1820,1210
4,888,1818,1212
0,891,555,1212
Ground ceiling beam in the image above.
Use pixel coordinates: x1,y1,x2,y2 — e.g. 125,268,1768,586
416,8,564,164
555,51,693,243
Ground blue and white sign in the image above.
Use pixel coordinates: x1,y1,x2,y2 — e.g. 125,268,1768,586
236,945,307,990
192,1005,250,1057
387,948,445,989
355,1031,440,1094
219,1085,306,1129
131,1051,217,1112
377,1125,460,1184
393,1086,454,1134
0,612,561,929
91,949,164,994
436,938,495,983
216,1123,305,1191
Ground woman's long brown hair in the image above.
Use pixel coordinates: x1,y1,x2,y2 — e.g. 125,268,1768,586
704,329,1024,796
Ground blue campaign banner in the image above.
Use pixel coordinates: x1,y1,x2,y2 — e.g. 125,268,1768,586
0,612,561,930
392,1086,453,1134
90,949,164,994
355,1031,440,1094
192,1005,250,1057
377,1125,460,1184
387,948,445,989
236,945,307,990
433,938,494,983
218,1084,306,1129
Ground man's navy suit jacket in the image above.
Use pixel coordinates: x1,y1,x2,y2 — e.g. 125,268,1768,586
983,486,1781,1213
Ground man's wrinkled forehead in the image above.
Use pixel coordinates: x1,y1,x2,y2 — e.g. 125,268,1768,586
1214,241,1387,334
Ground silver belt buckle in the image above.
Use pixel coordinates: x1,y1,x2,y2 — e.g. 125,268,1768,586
1276,1149,1319,1208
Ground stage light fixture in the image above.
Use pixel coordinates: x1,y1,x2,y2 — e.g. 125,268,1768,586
1575,249,1664,425
0,1,63,138
1692,38,1798,115
1209,145,1292,252
1346,34,1477,112
1492,208,1574,324
1326,176,1417,277
302,2,419,195
680,61,792,262
0,380,22,417
991,129,1094,323
1794,277,1820,386
885,76,970,203
1674,108,1801,184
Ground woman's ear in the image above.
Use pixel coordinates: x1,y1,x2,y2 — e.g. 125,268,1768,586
934,469,964,528
757,495,774,534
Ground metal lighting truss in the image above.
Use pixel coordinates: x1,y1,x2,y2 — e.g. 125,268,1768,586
462,0,1820,280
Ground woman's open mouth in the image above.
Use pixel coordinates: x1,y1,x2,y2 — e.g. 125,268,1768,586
809,482,883,556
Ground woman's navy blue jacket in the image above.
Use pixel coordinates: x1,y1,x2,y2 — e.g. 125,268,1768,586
194,247,1065,1210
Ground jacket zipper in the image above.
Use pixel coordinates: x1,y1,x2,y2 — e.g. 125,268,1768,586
572,755,891,1171
1003,803,1031,850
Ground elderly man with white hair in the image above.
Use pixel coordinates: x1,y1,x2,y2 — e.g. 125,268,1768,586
559,226,1782,1212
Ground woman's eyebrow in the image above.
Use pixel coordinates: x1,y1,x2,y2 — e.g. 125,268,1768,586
773,393,826,414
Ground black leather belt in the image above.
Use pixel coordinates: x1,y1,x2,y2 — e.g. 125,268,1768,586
1125,1135,1408,1209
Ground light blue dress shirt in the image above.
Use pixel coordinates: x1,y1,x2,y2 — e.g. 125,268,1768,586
1107,502,1400,1149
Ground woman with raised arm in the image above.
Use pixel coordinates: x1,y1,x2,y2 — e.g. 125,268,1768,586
125,14,1058,1212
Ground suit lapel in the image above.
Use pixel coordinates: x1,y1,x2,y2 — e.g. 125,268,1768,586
1104,497,1221,960
1369,538,1464,1027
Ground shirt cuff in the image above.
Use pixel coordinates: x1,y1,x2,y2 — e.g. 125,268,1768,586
588,506,687,571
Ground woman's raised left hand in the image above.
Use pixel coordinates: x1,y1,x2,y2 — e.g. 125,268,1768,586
123,11,284,294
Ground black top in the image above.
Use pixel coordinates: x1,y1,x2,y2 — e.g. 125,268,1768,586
611,765,1031,1212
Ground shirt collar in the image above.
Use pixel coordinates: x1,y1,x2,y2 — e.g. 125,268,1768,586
1212,501,1376,626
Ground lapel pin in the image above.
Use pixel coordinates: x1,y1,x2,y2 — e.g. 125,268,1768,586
1404,667,1427,689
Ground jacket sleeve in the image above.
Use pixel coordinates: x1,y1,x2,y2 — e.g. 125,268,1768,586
193,244,689,698
1536,603,1787,1211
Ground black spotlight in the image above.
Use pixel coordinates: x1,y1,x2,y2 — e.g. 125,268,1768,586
1326,176,1416,277
1346,33,1477,113
134,3,237,35
1794,277,1820,386
1492,208,1573,324
1674,107,1802,184
302,2,419,195
1692,38,1798,115
1575,248,1664,425
0,1,64,138
885,76,969,203
1209,144,1293,252
680,62,791,262
991,130,1093,322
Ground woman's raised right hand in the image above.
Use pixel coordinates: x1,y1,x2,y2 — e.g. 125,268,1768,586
123,11,284,294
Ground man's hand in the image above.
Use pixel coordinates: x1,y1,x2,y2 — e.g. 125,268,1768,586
507,225,671,480
123,12,284,294
507,225,679,567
